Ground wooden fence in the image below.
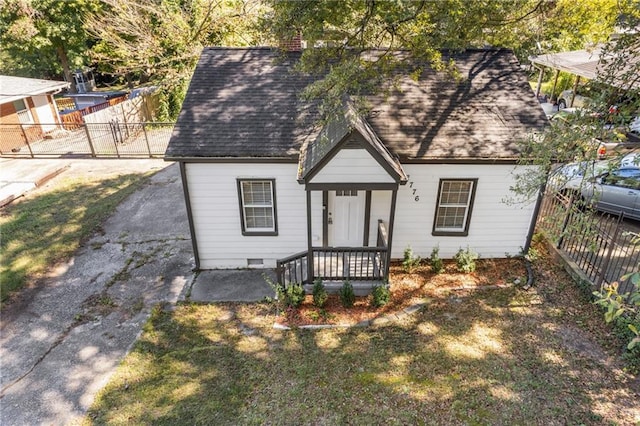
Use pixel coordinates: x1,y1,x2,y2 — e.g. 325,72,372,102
59,95,129,128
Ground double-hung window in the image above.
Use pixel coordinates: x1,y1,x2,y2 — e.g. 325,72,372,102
432,179,477,236
237,179,278,236
13,99,33,125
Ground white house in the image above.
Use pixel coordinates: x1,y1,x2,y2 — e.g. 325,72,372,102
165,47,548,286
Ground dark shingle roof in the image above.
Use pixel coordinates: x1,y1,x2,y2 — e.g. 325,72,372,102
165,48,548,161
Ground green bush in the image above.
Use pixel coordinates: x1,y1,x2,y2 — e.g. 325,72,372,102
454,246,478,273
339,280,355,308
429,246,444,274
402,246,421,272
312,278,328,308
371,284,391,308
277,283,305,308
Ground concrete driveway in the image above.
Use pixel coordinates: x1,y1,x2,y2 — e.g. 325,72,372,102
0,160,194,425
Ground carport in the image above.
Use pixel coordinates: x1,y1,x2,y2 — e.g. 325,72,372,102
529,46,640,107
529,48,603,107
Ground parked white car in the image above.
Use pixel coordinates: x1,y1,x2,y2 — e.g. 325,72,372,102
581,167,640,220
548,161,610,194
557,89,591,110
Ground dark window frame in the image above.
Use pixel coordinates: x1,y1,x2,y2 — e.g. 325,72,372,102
237,178,278,236
432,178,478,237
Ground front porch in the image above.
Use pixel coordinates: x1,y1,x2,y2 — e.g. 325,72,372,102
276,221,390,290
277,104,408,291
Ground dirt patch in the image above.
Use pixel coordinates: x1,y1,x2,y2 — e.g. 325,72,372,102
277,257,526,327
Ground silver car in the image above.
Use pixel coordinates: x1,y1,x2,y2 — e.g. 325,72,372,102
582,167,640,220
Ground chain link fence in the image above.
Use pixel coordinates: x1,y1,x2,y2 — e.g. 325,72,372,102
0,121,175,158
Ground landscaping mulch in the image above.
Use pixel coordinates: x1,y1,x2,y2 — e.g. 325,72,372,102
277,257,527,327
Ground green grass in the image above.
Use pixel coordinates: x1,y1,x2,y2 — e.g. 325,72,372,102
85,287,638,425
0,173,152,302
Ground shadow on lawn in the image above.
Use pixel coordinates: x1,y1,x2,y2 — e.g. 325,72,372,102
0,173,151,303
86,287,637,425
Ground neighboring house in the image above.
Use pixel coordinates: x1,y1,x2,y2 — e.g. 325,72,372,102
0,75,70,152
165,47,548,287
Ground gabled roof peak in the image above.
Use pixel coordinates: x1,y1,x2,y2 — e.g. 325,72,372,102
298,102,407,184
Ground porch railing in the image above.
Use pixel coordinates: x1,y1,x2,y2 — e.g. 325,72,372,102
276,250,308,286
276,246,388,287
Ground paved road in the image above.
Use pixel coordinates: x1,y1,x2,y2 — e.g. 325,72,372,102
0,160,194,425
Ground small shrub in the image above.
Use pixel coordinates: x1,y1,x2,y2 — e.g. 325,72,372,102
402,246,421,272
263,274,305,309
371,284,391,308
455,246,478,273
429,246,444,274
274,283,305,308
339,280,355,308
312,278,328,308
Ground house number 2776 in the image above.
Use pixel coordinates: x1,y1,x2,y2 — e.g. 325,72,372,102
407,175,419,202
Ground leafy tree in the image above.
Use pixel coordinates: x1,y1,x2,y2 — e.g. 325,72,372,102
513,0,639,199
514,1,640,352
0,0,101,91
87,0,266,120
262,0,622,118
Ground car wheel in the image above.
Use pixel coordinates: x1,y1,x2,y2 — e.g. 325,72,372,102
558,99,567,110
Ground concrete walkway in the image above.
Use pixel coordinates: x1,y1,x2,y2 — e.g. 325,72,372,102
0,159,273,425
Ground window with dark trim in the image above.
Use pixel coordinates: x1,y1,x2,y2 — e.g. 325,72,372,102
432,178,477,236
237,179,278,236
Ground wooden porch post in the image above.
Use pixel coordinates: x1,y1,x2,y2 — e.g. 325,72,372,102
569,76,581,107
551,69,560,101
306,189,313,284
385,188,398,282
534,66,544,98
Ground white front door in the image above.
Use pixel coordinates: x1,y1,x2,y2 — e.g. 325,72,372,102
330,190,365,246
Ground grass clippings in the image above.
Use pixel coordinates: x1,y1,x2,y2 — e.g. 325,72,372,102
86,249,639,425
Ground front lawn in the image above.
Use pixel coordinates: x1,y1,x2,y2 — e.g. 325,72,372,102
86,250,639,425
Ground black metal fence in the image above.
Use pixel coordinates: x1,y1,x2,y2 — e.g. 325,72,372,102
0,122,175,158
536,191,640,297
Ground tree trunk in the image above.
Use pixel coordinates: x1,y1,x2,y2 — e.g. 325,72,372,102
56,45,76,93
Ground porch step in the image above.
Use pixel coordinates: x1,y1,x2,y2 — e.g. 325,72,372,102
303,280,385,296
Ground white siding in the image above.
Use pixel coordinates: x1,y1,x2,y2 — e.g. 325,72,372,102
185,162,537,269
311,149,395,183
390,164,537,259
185,163,316,269
369,190,392,246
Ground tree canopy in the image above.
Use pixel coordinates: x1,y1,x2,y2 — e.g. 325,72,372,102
260,0,626,117
0,0,101,91
0,0,634,120
86,0,266,119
